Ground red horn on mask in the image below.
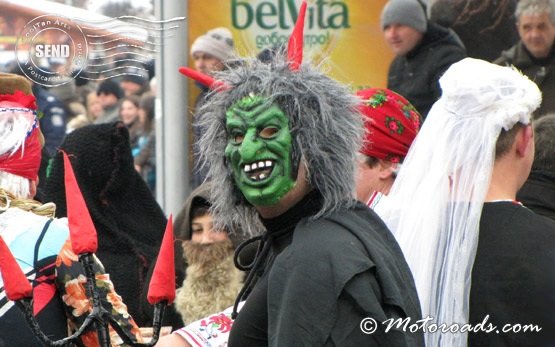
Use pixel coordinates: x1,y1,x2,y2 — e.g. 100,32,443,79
287,0,307,71
178,67,230,91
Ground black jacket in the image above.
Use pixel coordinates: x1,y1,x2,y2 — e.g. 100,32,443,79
495,42,555,118
387,23,466,119
517,170,555,222
33,85,67,156
230,193,423,346
470,202,555,345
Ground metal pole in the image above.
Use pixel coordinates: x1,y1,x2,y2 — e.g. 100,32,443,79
154,0,190,215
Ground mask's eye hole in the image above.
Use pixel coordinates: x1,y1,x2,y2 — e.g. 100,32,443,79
230,130,245,145
233,133,245,144
259,126,279,139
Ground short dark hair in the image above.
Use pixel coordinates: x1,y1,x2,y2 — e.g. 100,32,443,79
191,197,211,219
532,114,555,171
495,123,525,159
363,155,380,168
97,80,123,99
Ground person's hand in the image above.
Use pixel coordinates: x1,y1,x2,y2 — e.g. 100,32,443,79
154,333,191,347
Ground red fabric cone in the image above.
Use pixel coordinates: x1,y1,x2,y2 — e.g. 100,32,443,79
287,0,307,71
62,151,98,254
0,236,32,300
147,215,176,305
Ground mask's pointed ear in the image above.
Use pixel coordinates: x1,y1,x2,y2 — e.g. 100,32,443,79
178,66,230,91
287,0,308,71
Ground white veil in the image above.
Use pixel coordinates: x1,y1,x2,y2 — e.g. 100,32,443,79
376,58,541,346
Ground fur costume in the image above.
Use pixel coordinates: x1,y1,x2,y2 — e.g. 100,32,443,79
175,239,243,325
0,72,32,95
197,54,363,236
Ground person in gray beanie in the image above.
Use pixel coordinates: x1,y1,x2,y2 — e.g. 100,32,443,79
189,27,237,189
190,27,235,75
381,0,427,34
381,0,466,119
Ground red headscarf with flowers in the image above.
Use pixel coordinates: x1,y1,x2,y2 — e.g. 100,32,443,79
0,89,42,181
357,88,421,163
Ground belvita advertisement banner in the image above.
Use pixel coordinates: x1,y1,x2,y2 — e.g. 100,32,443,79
187,0,392,108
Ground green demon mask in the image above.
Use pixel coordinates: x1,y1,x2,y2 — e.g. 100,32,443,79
224,94,295,206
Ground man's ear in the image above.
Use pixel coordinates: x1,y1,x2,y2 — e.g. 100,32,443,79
377,160,396,180
516,124,534,158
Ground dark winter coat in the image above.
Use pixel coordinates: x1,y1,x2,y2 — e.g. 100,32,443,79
495,42,555,118
470,202,555,345
33,85,67,156
229,192,423,346
517,170,555,222
387,23,466,119
430,0,518,62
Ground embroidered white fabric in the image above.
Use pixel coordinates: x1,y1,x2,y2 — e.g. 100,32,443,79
377,58,541,346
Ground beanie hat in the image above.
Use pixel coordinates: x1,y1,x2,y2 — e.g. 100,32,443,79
121,73,147,87
191,27,235,61
0,73,42,183
97,79,124,99
357,88,421,163
381,0,428,33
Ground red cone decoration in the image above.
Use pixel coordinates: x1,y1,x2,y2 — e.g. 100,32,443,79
147,215,176,305
0,236,33,300
63,151,98,254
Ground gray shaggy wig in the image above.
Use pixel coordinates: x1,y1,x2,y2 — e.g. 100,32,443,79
197,54,363,236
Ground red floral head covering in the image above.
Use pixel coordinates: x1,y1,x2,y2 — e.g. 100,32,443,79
0,73,42,181
357,88,421,163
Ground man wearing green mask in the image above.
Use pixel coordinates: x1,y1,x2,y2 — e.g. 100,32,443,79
224,94,295,208
175,50,424,346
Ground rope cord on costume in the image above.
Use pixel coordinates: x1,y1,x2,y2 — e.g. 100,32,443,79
0,188,56,217
233,235,264,272
231,234,270,319
231,226,293,319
